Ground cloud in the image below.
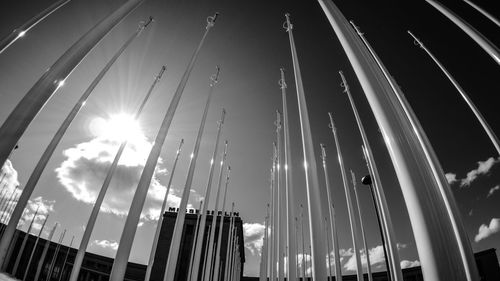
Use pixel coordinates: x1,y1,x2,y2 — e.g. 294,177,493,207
243,222,265,256
344,245,386,272
55,135,195,221
487,185,499,198
400,260,420,269
18,196,55,232
474,218,500,242
461,157,498,187
445,173,457,184
93,239,118,250
1,159,20,189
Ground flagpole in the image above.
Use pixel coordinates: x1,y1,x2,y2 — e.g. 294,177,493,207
300,205,306,280
408,31,500,156
463,0,500,27
319,144,342,281
204,141,229,281
58,235,74,281
224,204,236,281
213,166,231,281
22,215,48,281
351,20,478,281
351,171,373,281
164,68,222,281
339,70,400,281
425,0,500,64
260,207,269,281
34,223,58,281
46,229,66,281
274,110,284,281
187,200,204,281
328,114,363,281
189,102,226,281
70,63,165,281
324,217,332,281
201,224,212,281
145,138,184,281
3,18,154,273
279,68,297,281
0,0,72,54
270,145,277,281
283,13,327,280
0,0,148,169
316,1,478,279
12,205,40,276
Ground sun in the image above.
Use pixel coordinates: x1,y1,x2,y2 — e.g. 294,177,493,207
89,113,144,143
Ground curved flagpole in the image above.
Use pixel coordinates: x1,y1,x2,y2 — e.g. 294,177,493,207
204,141,229,281
0,0,72,54
187,201,203,281
408,31,500,156
316,1,478,279
163,68,221,281
279,68,297,281
319,145,342,281
463,0,500,27
70,63,164,281
189,102,225,281
328,114,363,281
145,139,184,281
22,215,48,281
213,165,231,281
351,21,479,281
340,70,400,281
58,235,74,281
0,0,147,169
425,0,500,65
12,205,40,275
3,18,154,273
351,171,373,281
283,13,327,281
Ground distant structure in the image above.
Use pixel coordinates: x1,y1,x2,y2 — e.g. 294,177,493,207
1,208,245,281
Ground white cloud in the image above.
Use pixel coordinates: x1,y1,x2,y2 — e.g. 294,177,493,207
344,245,386,272
487,185,499,198
400,260,420,269
18,196,55,232
54,135,193,221
243,222,265,256
93,239,118,250
445,173,457,184
461,157,498,187
474,218,500,242
1,159,20,189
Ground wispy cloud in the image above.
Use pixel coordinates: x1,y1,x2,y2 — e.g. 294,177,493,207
93,239,119,251
243,222,265,256
401,260,420,269
445,173,457,184
474,218,500,242
343,245,387,272
18,196,55,232
461,157,498,187
487,185,499,198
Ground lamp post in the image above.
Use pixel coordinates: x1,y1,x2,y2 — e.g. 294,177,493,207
361,174,391,277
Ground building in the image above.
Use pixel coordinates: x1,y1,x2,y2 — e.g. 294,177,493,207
1,208,245,281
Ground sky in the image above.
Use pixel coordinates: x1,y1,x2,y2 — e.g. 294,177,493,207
0,0,499,277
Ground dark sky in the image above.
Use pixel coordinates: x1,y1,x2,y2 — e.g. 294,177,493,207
1,0,499,276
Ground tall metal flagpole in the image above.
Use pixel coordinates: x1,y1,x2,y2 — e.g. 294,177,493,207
204,141,229,281
46,229,66,281
324,217,332,281
70,63,165,281
0,0,148,170
0,0,71,54
425,0,500,65
328,114,363,281
300,205,306,280
294,217,299,280
224,204,236,281
279,68,297,281
408,31,500,156
201,224,212,281
145,139,184,281
34,223,58,281
463,0,500,27
164,68,222,281
3,19,154,272
23,215,48,281
213,166,231,281
283,13,327,280
274,111,284,281
351,171,373,281
316,1,479,279
260,206,269,281
270,146,277,281
58,235,74,281
319,144,342,281
188,200,204,281
351,20,479,281
188,102,225,281
339,70,400,281
0,187,17,228
12,205,39,275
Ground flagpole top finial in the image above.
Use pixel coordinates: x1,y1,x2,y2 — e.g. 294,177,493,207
206,12,219,28
349,20,363,35
408,30,424,48
338,71,349,93
283,13,292,31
